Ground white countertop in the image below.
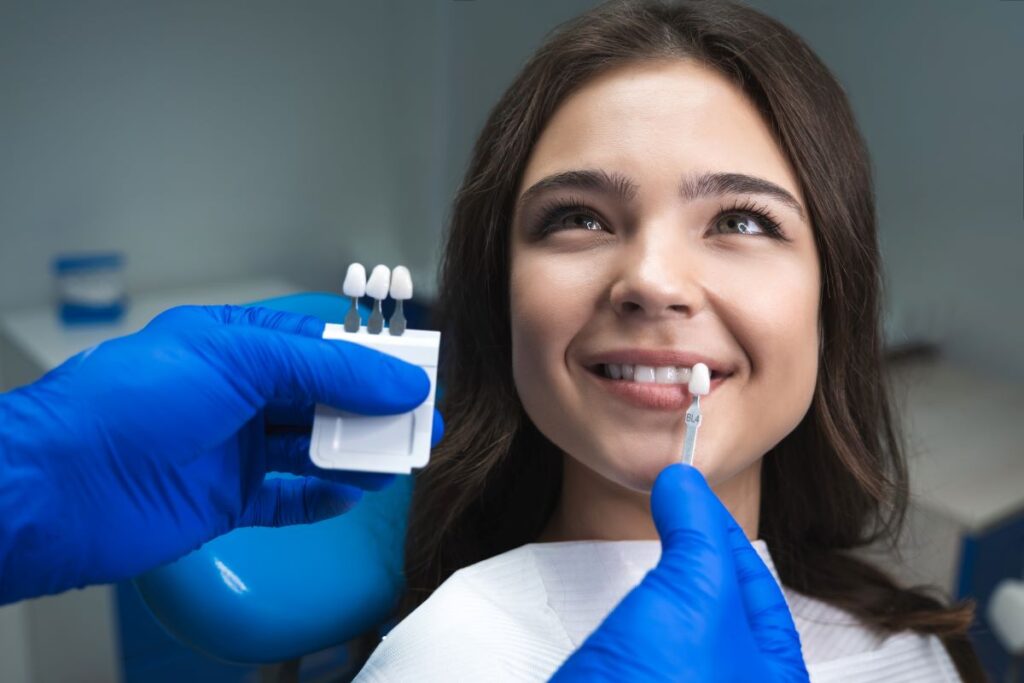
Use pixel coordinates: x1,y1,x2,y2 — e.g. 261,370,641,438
890,356,1024,532
0,278,298,372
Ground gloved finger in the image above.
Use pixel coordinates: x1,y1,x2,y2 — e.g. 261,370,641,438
649,464,735,603
238,476,365,527
431,407,445,447
264,433,397,491
208,325,431,415
726,519,806,663
145,304,325,339
206,304,326,338
264,400,315,428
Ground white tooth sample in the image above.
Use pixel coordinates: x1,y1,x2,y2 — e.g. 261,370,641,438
634,365,656,383
621,364,635,381
389,265,413,300
678,366,692,383
365,265,391,300
607,363,622,380
689,362,711,396
655,366,679,384
342,263,367,297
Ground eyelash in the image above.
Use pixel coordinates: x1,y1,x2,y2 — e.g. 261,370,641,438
531,195,788,241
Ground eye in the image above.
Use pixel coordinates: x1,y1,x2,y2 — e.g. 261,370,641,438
710,200,785,240
532,196,611,237
557,212,605,232
714,213,766,235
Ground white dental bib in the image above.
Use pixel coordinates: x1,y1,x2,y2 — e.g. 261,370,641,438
356,540,961,682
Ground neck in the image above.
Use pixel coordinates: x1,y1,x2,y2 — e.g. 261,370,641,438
539,455,762,542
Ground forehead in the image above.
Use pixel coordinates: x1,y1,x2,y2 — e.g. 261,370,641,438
518,59,802,205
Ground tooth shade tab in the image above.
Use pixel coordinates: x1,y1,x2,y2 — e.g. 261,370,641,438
366,265,391,300
342,263,367,297
689,362,711,396
390,265,413,300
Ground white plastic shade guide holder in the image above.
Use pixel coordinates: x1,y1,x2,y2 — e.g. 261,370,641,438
309,323,440,474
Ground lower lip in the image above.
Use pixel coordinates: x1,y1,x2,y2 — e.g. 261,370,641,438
585,368,727,411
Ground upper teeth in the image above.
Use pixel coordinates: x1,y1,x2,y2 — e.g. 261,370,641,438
604,364,696,384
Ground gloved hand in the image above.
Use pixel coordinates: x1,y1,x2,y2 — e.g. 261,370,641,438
0,304,443,605
551,464,808,683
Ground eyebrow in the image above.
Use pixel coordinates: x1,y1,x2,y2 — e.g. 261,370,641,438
516,168,806,220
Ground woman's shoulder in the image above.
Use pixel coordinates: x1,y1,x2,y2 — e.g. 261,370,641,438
786,590,962,682
354,545,574,682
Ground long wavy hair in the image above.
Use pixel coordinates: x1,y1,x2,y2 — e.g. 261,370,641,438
401,0,983,678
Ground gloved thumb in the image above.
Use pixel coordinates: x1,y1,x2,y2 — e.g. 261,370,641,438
203,325,431,416
650,464,734,582
652,464,806,676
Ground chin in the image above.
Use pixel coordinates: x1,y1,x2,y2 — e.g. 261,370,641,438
596,444,682,493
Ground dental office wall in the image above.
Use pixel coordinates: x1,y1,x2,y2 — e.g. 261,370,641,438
744,0,1024,381
0,1,1020,682
0,0,449,312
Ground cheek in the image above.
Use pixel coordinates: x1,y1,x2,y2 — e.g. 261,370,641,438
509,250,614,463
509,251,606,381
708,250,820,473
510,254,573,406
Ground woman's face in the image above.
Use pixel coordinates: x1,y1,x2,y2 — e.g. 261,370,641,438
510,59,820,495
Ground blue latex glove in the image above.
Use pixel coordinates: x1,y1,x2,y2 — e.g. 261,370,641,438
0,304,443,605
552,464,808,683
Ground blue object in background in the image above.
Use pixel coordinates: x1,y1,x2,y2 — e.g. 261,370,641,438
53,252,127,324
955,509,1024,682
124,291,432,681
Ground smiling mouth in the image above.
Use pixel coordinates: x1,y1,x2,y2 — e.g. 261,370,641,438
587,363,729,384
584,363,731,411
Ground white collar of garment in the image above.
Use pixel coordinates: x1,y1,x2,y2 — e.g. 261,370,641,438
360,539,960,682
523,539,776,648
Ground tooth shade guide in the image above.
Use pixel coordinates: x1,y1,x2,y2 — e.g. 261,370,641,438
389,265,413,300
688,362,711,396
342,263,367,297
366,265,392,300
342,263,365,333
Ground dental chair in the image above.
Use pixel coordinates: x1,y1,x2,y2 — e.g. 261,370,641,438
132,292,427,682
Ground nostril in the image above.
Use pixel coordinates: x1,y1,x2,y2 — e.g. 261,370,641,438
620,301,642,313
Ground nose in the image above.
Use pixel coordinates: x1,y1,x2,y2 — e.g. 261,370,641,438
609,229,706,320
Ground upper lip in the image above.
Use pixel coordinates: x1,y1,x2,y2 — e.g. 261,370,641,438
582,348,736,377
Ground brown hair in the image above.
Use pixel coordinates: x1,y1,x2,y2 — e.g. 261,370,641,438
402,0,984,678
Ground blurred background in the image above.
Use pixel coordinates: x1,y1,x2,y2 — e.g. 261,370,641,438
0,1,1021,681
